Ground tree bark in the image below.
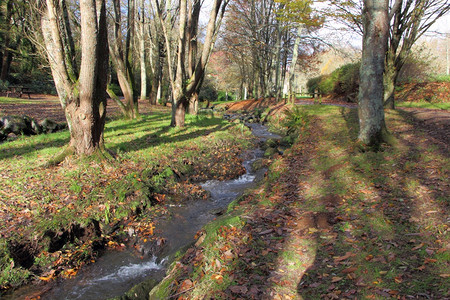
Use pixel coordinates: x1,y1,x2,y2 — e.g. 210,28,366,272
41,0,108,156
288,26,302,104
1,0,13,81
138,0,147,101
383,58,397,109
358,0,389,147
156,0,228,126
109,0,137,119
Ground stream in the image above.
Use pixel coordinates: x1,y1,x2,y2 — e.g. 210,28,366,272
5,123,279,300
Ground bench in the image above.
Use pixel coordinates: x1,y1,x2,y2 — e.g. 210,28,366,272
6,86,33,99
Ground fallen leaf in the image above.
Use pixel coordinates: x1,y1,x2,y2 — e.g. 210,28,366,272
195,234,205,247
229,285,248,294
179,279,193,292
424,258,437,264
223,249,233,260
259,229,274,235
308,227,319,234
331,276,343,282
342,267,357,274
412,243,424,251
365,254,374,261
334,252,355,262
211,274,223,284
38,270,55,282
439,274,450,278
215,259,222,270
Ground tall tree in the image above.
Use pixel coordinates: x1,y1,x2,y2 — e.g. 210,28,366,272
108,0,139,119
358,0,389,146
138,0,148,102
156,0,229,127
383,0,449,108
39,0,109,156
329,0,450,108
0,0,13,81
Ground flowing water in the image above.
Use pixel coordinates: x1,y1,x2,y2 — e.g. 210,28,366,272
5,123,279,300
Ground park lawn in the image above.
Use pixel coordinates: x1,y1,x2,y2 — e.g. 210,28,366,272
0,109,254,291
150,105,449,299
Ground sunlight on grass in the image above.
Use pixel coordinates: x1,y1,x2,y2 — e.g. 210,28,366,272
397,101,450,110
0,96,59,105
0,109,254,289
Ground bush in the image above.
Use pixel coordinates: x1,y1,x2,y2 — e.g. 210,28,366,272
217,91,235,102
108,83,123,97
307,62,360,102
283,105,311,135
199,81,218,102
0,80,9,92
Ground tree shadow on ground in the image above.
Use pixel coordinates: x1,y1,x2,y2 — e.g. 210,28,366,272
0,136,69,161
107,116,232,154
296,108,448,298
395,108,449,157
151,108,447,298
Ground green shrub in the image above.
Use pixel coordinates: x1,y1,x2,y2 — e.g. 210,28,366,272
306,62,360,101
199,79,218,102
108,83,123,97
217,90,235,102
283,105,311,135
0,80,9,92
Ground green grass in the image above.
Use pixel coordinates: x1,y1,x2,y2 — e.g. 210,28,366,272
0,109,254,290
429,74,450,82
397,101,450,110
0,96,58,105
148,104,450,299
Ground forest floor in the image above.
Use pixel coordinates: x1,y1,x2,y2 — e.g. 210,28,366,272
0,91,449,299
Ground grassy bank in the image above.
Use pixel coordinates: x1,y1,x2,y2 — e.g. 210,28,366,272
149,105,449,299
0,109,254,292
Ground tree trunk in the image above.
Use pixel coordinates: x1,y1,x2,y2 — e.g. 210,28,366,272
383,60,397,109
1,0,13,81
41,0,109,156
289,26,302,104
150,46,161,105
358,0,389,147
127,0,139,118
110,0,137,119
68,0,108,154
188,92,199,115
138,0,147,101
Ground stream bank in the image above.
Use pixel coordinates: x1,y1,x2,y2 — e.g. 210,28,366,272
4,122,282,300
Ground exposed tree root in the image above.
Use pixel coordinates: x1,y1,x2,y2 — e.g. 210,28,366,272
42,145,75,167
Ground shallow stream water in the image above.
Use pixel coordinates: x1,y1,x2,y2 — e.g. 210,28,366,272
5,123,279,300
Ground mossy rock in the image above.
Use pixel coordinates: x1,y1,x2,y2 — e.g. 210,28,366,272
110,278,159,300
251,158,265,171
265,138,279,148
264,147,278,157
